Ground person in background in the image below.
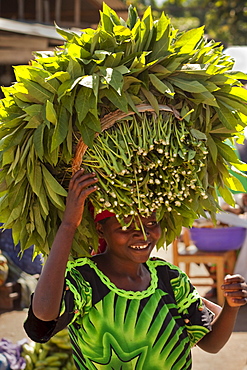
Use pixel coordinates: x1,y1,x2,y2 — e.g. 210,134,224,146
0,227,43,308
0,227,43,276
221,193,247,215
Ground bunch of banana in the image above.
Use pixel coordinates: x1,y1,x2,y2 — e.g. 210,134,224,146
21,328,76,370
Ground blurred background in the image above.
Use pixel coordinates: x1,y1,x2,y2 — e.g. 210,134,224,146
1,0,247,98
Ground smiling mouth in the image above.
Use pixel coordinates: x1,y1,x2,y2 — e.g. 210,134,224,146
129,243,149,250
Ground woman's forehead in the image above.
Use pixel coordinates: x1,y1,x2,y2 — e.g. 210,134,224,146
103,213,157,227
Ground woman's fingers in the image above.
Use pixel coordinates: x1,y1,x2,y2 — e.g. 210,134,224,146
224,294,247,305
222,282,247,290
68,170,98,199
63,170,98,226
223,289,247,300
221,274,247,306
69,169,98,193
223,274,245,285
222,275,247,292
222,274,247,293
79,180,98,199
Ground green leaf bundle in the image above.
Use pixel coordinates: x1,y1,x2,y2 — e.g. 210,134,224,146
1,3,247,257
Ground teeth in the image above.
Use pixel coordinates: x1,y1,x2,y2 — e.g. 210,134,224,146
129,244,148,250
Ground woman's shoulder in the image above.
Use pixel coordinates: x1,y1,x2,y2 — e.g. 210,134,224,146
148,256,187,283
67,256,94,270
66,257,98,283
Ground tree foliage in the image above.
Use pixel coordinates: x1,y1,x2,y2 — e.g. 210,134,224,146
125,0,247,46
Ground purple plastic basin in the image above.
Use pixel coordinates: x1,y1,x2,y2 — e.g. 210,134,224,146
190,227,246,252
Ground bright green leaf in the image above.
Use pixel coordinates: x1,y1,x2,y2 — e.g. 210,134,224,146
42,164,67,196
51,105,69,151
46,100,57,125
104,87,129,112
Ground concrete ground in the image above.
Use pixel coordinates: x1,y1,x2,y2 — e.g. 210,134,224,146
0,244,246,369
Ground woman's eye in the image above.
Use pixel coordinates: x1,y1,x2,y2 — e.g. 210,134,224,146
121,226,131,231
119,220,157,230
147,221,157,227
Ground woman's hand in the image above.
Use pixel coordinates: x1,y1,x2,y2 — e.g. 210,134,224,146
198,274,246,353
63,169,98,229
32,169,98,321
222,274,247,308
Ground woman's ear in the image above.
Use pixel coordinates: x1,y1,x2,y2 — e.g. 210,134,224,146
96,222,104,238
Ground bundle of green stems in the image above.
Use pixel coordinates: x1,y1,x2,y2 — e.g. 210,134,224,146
83,112,208,228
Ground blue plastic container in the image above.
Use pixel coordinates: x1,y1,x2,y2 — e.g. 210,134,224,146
190,226,246,252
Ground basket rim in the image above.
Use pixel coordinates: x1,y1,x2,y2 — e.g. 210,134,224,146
72,103,181,174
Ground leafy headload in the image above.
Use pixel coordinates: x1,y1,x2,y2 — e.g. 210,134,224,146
0,3,247,257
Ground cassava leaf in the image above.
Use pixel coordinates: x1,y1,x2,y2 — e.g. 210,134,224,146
51,105,69,151
207,134,218,164
46,101,57,125
41,165,67,196
17,78,53,103
149,12,171,61
174,26,204,53
149,74,174,95
100,67,124,94
224,174,246,192
218,185,235,206
104,87,129,112
140,87,159,113
190,129,207,140
168,77,208,93
216,140,240,164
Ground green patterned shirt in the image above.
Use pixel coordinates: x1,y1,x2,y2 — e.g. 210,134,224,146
24,257,213,369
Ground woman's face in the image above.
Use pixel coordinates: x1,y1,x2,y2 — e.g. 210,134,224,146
97,214,162,264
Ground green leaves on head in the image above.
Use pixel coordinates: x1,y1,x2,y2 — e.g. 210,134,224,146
0,3,247,256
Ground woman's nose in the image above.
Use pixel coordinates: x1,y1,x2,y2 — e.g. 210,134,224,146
133,227,150,238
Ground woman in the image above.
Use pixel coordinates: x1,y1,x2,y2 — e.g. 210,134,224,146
24,170,247,369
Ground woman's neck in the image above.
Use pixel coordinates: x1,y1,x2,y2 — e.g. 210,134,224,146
92,254,151,291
